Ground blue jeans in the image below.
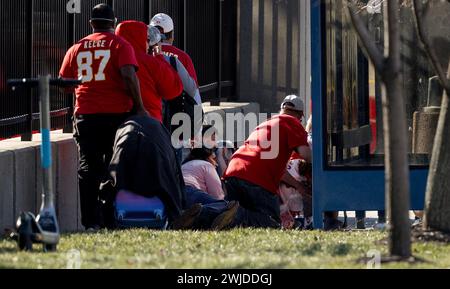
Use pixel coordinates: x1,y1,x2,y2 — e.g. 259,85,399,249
184,186,229,229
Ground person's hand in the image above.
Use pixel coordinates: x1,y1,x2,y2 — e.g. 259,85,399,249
296,183,312,200
208,153,218,168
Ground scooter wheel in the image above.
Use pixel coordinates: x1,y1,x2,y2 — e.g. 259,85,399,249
43,244,57,252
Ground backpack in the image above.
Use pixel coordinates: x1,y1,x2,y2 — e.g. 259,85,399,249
163,56,203,140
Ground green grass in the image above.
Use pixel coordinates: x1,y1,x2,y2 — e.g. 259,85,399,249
1,229,450,269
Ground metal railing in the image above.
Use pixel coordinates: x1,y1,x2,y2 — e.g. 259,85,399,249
0,0,237,140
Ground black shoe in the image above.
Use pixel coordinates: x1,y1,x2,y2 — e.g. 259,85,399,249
323,217,344,231
211,201,240,231
172,203,203,230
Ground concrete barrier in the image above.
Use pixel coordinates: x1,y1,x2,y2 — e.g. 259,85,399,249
55,138,80,232
0,131,80,233
0,102,260,233
0,150,14,234
203,102,261,144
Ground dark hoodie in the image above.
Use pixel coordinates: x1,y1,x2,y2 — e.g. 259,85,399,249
100,115,186,224
116,20,182,121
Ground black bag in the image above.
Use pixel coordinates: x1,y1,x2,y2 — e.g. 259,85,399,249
163,56,203,140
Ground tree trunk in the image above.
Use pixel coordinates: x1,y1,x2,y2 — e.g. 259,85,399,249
383,0,412,258
383,71,412,258
424,62,450,233
347,0,412,257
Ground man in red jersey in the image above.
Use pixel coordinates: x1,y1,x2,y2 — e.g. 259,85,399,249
150,13,198,85
59,4,147,230
213,95,311,230
115,20,182,122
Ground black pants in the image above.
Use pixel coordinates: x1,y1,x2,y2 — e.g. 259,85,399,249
74,113,130,228
225,177,281,229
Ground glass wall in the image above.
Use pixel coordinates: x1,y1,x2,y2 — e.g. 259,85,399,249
324,0,449,168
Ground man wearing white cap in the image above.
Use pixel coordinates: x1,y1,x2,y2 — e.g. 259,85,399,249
214,95,312,230
150,13,199,86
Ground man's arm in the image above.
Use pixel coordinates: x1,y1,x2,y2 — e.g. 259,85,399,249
305,115,312,133
280,171,311,199
295,145,312,163
120,65,148,116
58,47,77,94
174,58,198,98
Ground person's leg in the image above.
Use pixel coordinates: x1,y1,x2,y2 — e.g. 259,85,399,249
175,186,229,230
97,113,130,227
323,211,343,231
74,116,106,229
219,177,280,229
184,186,225,207
356,210,366,229
378,210,386,223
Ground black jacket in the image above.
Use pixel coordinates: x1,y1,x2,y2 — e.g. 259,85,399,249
101,115,185,222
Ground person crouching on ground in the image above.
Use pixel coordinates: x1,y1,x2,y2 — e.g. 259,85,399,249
215,95,312,230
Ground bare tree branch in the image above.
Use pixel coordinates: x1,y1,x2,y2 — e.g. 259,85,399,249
412,0,450,94
347,1,385,73
387,0,401,74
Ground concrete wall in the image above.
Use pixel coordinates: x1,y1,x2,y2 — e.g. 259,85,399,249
0,131,81,233
0,102,260,234
204,102,261,147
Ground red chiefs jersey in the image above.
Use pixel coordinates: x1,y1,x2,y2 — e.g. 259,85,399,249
161,44,198,85
224,115,308,194
59,32,139,115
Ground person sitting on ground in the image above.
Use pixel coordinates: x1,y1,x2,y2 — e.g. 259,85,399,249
172,127,241,230
175,142,235,230
182,125,225,200
214,95,312,230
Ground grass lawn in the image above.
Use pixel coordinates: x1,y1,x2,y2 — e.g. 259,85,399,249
1,229,450,269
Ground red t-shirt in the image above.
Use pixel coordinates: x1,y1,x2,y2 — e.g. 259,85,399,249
224,114,308,194
138,54,183,121
59,32,139,115
161,44,198,85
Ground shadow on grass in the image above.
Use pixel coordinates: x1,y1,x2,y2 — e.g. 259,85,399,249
301,243,322,256
328,243,353,256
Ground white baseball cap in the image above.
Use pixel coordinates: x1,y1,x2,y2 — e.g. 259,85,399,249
281,95,304,112
150,13,174,33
